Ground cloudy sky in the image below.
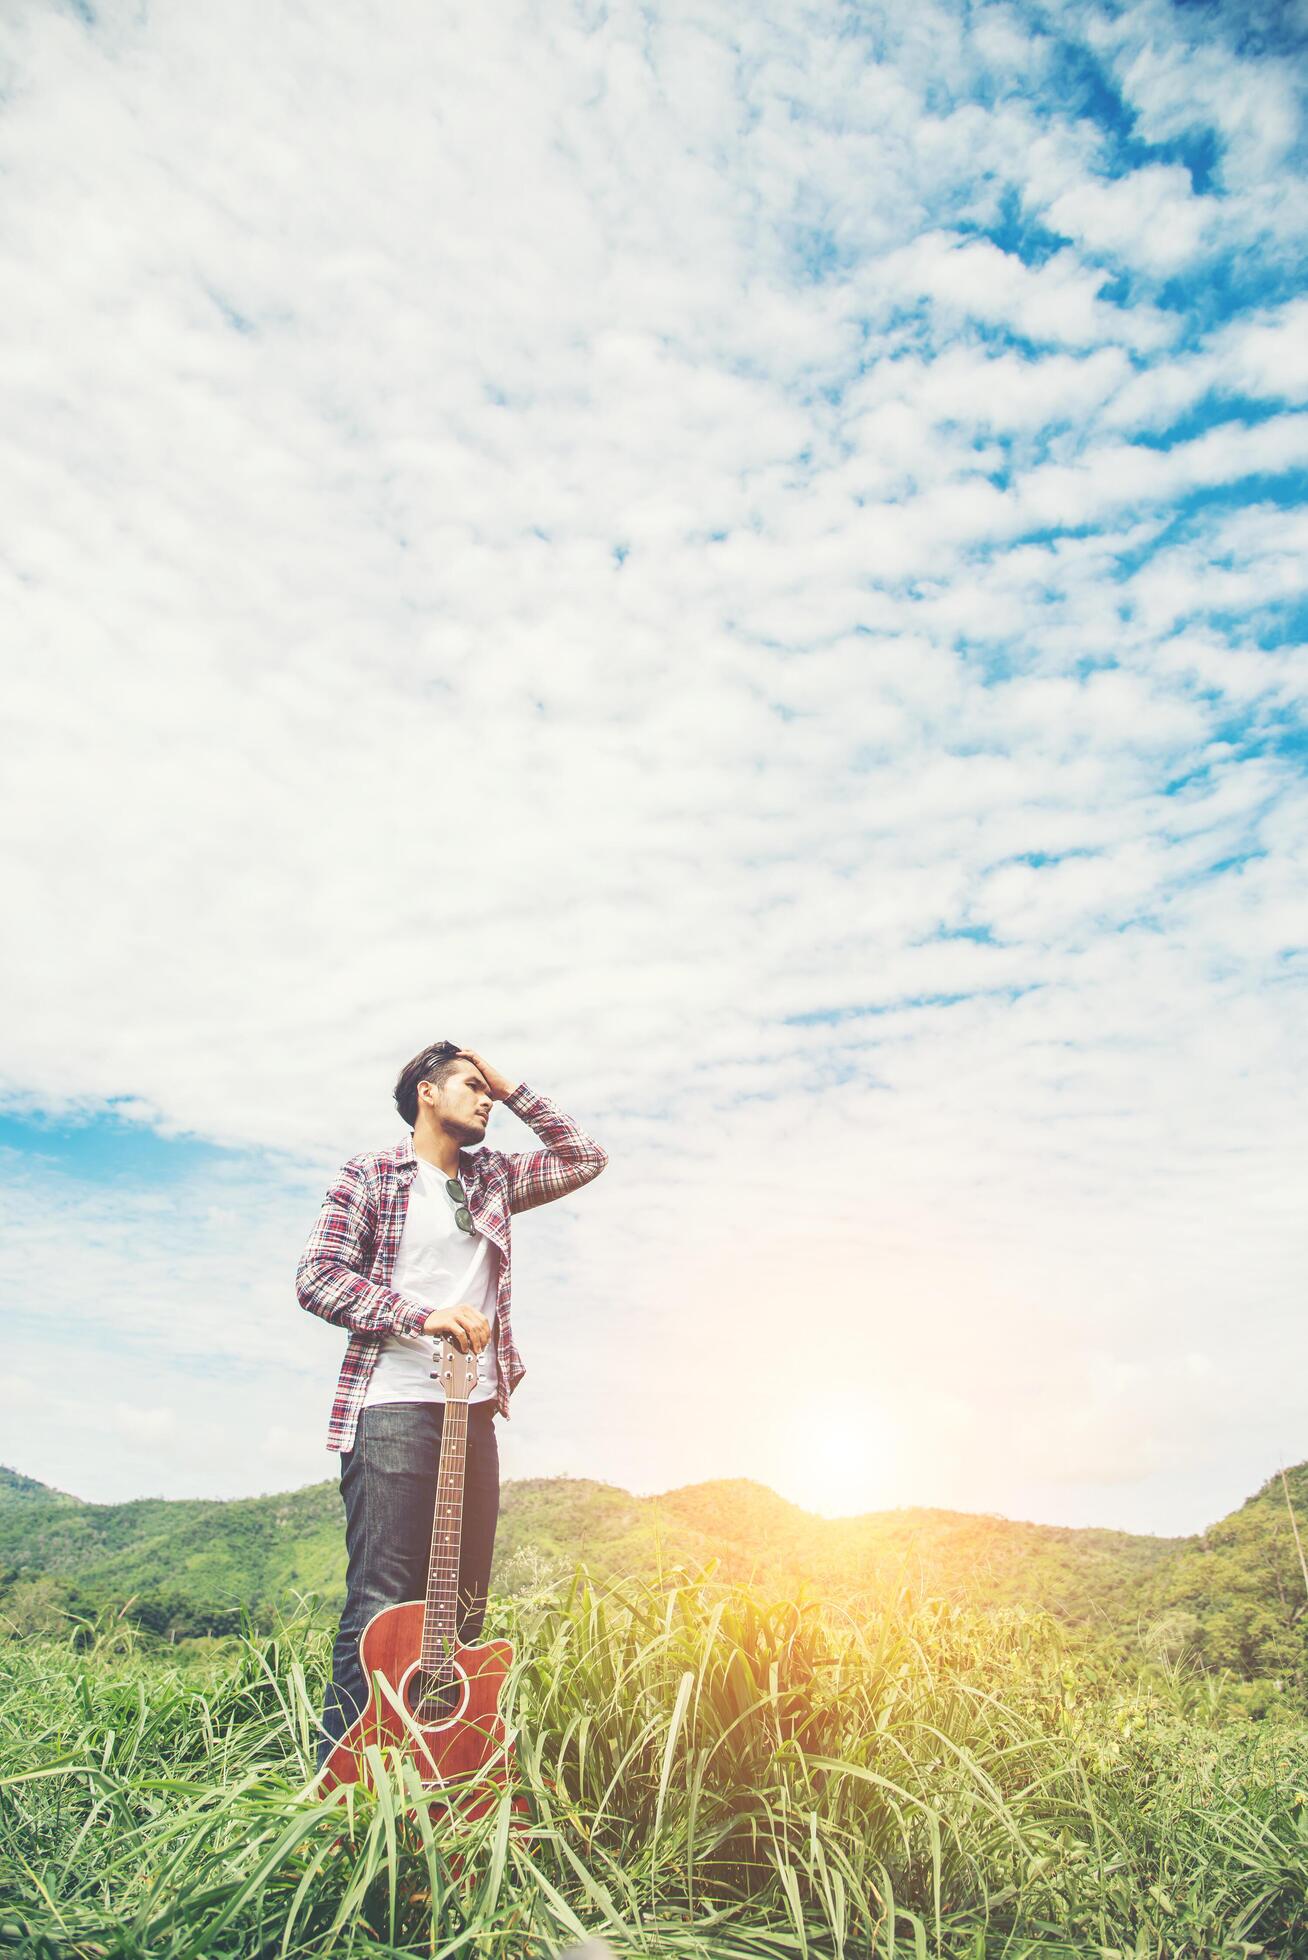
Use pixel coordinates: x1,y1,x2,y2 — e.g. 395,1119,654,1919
2,0,1305,1538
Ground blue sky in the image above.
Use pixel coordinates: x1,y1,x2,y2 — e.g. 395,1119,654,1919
0,0,1304,1535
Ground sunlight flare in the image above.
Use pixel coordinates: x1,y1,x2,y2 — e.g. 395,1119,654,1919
772,1389,901,1517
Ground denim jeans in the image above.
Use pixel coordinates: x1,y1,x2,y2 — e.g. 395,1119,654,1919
318,1399,500,1766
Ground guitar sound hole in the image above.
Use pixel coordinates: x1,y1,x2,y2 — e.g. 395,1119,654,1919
406,1668,462,1725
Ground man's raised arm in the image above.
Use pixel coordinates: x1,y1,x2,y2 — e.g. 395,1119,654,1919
457,1048,608,1214
496,1081,609,1214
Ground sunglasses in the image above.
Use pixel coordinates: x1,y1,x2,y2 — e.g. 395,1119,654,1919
444,1177,476,1234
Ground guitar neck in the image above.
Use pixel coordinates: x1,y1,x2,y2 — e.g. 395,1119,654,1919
420,1398,470,1673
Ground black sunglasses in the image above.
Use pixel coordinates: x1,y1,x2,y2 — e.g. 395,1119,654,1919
444,1177,475,1234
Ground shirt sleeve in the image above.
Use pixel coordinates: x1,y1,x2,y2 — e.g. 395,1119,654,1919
295,1159,432,1338
498,1081,609,1215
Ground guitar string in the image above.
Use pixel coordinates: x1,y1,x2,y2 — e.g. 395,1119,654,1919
415,1221,488,1683
424,1422,466,1618
419,1223,486,1669
421,1392,472,1678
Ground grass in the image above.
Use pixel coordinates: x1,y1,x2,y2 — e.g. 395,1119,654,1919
1,1572,1307,1958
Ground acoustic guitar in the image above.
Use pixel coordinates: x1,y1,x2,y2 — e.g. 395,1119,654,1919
320,1335,515,1813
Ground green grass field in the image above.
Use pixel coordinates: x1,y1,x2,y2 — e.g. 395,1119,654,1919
3,1573,1307,1959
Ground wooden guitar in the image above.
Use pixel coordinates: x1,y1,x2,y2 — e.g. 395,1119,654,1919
320,1337,514,1811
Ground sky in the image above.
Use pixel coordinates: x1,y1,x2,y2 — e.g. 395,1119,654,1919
1,0,1305,1539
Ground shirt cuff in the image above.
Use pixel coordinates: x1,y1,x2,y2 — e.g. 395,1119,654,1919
503,1080,535,1115
393,1297,430,1338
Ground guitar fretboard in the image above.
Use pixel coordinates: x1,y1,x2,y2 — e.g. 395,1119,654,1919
420,1398,469,1675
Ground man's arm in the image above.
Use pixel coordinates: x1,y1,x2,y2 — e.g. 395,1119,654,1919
497,1081,609,1215
295,1159,431,1338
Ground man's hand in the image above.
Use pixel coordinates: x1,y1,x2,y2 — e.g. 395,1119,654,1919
422,1302,492,1352
458,1049,517,1102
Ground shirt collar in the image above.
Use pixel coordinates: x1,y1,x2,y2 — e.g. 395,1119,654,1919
395,1135,475,1183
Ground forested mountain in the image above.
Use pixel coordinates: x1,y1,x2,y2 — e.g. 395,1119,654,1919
1142,1464,1308,1679
2,1460,1306,1690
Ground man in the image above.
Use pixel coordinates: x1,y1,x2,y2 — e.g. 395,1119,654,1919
296,1041,608,1765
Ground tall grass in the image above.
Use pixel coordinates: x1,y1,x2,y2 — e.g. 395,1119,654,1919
1,1573,1306,1957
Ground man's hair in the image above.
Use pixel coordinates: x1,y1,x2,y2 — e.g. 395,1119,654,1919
394,1040,466,1129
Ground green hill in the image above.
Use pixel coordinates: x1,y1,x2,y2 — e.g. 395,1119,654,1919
2,1460,1306,1689
1142,1463,1308,1681
648,1478,1176,1628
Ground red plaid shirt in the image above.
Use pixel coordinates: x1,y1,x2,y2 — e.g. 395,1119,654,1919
296,1082,608,1451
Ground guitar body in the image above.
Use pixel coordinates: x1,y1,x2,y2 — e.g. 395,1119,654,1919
321,1600,515,1802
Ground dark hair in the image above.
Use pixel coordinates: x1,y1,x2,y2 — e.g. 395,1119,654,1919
394,1040,466,1128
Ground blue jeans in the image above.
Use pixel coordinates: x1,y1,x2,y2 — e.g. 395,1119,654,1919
318,1399,500,1765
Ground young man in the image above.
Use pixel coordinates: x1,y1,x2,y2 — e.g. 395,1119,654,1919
296,1041,608,1765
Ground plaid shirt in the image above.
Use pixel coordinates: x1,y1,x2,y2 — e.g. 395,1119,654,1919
296,1082,608,1452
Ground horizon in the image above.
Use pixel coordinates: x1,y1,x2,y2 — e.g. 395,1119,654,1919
8,1448,1297,1547
1,0,1305,1540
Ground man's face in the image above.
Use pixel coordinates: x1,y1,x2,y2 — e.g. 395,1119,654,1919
422,1059,492,1142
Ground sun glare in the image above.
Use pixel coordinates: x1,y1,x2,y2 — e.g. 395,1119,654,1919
772,1391,900,1518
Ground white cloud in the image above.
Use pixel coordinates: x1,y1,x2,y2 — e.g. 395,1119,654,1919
872,233,1174,351
1112,21,1302,194
1220,297,1308,402
1043,164,1218,275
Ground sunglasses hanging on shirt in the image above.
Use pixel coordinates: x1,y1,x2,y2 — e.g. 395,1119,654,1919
444,1177,476,1234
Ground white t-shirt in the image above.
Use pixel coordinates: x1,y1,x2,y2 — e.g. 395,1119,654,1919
363,1156,500,1407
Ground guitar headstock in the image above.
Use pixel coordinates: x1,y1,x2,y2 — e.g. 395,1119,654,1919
430,1335,480,1402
